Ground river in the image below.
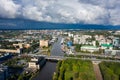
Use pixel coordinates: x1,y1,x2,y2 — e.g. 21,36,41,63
51,37,65,56
33,37,64,80
33,61,57,80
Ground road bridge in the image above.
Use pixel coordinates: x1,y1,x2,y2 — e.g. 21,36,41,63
27,54,120,63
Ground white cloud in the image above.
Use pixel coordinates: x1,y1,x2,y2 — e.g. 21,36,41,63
0,0,20,18
22,6,42,21
109,9,120,25
0,0,119,25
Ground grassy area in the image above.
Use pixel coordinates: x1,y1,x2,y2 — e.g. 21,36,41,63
53,59,96,80
40,46,52,56
99,62,120,80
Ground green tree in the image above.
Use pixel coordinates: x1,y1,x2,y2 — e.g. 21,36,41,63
96,41,99,47
75,44,81,52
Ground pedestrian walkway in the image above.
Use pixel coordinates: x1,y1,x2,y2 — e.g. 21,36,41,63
93,62,103,80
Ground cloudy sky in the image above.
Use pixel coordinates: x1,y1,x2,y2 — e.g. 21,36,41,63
0,0,120,25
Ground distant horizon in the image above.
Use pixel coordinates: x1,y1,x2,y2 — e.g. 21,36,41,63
0,18,120,30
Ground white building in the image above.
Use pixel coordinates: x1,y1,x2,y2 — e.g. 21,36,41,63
81,46,99,52
28,58,40,70
73,35,92,44
68,33,74,37
40,40,49,47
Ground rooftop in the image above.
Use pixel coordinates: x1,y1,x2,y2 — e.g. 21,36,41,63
101,44,113,47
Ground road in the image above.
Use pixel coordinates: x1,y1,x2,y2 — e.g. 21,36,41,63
50,37,65,56
76,52,107,57
28,53,120,63
65,57,120,63
75,52,120,59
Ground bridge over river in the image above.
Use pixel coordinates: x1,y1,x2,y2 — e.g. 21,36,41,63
28,53,120,63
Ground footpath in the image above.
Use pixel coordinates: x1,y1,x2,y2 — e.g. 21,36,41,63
92,61,103,80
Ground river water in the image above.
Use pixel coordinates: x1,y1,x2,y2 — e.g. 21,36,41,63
51,37,65,56
33,37,64,80
33,61,57,80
